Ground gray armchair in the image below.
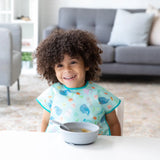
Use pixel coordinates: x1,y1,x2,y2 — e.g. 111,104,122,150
0,24,22,105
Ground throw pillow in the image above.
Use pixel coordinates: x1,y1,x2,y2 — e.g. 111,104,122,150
146,5,160,45
108,9,154,46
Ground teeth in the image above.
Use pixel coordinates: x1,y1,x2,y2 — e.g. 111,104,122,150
65,77,72,79
64,75,76,79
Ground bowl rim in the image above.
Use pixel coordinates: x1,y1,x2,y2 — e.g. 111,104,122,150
60,122,99,134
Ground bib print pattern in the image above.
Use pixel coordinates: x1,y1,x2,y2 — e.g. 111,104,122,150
37,81,121,135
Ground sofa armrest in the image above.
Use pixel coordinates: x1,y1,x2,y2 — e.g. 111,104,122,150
43,25,59,40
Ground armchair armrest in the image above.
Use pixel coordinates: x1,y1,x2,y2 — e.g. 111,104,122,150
0,23,22,52
43,25,59,40
0,28,12,62
0,28,12,85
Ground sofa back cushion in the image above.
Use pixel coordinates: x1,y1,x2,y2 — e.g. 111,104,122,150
58,8,145,44
58,8,116,43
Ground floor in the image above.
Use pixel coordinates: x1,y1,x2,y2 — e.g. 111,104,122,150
0,67,160,137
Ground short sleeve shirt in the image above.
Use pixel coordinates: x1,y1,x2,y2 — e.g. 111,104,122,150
36,81,121,135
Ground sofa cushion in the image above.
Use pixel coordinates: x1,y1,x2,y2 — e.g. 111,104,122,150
59,8,117,43
98,44,115,63
108,9,154,46
100,63,160,76
115,46,160,65
146,5,160,46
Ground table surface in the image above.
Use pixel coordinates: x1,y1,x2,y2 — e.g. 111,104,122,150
0,131,160,160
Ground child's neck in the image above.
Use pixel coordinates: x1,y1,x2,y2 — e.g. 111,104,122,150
63,81,88,90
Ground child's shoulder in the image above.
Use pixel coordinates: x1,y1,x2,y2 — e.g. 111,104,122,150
42,82,63,93
88,81,107,91
51,82,63,87
50,82,64,90
88,81,115,96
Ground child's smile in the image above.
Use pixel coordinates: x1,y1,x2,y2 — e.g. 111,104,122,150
54,54,89,88
63,74,76,80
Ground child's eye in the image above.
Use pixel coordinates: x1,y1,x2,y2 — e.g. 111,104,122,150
71,61,77,64
56,64,63,68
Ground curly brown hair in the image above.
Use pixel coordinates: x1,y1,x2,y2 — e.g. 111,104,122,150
35,29,103,85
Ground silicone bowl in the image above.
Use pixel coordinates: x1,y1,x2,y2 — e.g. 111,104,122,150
59,122,99,145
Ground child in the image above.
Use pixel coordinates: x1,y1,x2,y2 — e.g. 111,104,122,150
36,29,121,136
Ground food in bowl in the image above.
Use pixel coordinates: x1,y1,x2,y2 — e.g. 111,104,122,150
70,128,91,133
59,122,99,145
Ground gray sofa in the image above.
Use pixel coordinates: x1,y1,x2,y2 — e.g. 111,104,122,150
43,8,160,76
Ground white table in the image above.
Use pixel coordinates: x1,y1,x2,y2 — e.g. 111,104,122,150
0,131,159,160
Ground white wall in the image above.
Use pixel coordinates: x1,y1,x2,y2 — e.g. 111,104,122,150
39,0,160,41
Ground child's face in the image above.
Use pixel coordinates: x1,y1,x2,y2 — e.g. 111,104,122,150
54,54,89,88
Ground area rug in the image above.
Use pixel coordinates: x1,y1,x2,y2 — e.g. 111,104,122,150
0,73,160,137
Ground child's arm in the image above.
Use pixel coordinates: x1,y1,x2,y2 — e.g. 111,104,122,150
41,109,50,132
105,110,121,136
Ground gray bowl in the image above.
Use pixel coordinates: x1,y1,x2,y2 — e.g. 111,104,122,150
59,122,99,145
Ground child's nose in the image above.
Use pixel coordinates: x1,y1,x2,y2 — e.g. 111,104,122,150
64,65,72,72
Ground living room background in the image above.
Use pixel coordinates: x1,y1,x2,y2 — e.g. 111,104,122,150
0,0,160,137
39,0,160,42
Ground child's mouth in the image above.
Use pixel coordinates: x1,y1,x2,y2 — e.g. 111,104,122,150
63,75,76,80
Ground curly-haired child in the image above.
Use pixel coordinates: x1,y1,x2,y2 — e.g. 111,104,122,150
36,29,121,135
